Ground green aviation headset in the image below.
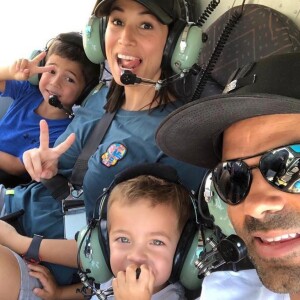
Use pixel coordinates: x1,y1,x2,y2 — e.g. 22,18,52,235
200,171,236,237
82,3,203,74
76,163,204,291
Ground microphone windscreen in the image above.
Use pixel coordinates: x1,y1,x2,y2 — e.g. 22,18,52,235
120,70,138,85
49,95,63,109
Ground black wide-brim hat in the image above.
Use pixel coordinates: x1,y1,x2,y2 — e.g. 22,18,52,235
156,52,300,169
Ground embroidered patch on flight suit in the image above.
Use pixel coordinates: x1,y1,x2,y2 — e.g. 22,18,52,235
101,143,127,167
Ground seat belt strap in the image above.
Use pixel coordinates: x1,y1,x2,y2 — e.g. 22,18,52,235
70,111,116,189
41,174,70,201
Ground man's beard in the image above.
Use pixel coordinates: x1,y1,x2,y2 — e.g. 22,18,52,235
238,210,300,294
248,247,300,293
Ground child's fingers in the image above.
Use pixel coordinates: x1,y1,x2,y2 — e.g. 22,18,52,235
137,265,151,280
145,266,155,290
23,148,42,181
52,132,76,157
115,270,126,285
14,59,22,71
19,59,29,72
28,268,49,283
39,119,76,156
30,51,55,75
32,287,48,299
39,120,50,151
28,265,57,297
28,263,51,276
28,269,44,281
28,269,52,294
31,51,47,64
22,121,49,181
112,277,119,289
126,265,140,283
36,64,55,75
32,285,56,300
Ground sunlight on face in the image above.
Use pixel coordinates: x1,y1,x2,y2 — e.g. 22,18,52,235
39,54,85,107
223,114,300,294
108,199,180,293
104,0,168,85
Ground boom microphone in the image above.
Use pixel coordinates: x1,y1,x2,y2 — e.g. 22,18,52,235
195,234,247,278
120,70,164,90
49,95,74,118
120,67,199,91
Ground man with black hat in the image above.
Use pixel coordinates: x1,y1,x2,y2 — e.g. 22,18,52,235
156,52,300,299
0,0,206,298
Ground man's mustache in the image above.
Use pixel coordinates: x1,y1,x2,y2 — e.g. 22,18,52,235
245,210,300,232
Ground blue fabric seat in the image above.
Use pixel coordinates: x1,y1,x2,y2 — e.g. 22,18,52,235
0,96,13,119
0,97,32,187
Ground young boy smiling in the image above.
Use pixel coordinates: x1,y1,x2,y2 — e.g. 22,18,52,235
6,164,198,299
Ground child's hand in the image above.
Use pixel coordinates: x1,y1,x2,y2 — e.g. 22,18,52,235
28,264,63,300
9,51,55,81
23,119,75,181
112,264,155,300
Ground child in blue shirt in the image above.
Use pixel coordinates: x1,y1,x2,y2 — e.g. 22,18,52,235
0,32,99,187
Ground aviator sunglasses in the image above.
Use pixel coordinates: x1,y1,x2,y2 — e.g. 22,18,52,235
212,144,300,205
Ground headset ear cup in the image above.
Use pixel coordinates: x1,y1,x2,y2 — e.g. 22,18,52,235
179,231,204,290
83,15,106,64
28,50,44,85
171,24,203,73
206,174,236,236
77,223,112,284
162,19,187,72
99,217,110,269
170,219,203,290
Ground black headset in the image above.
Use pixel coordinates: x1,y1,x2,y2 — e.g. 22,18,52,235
76,163,203,291
28,32,100,105
82,3,203,74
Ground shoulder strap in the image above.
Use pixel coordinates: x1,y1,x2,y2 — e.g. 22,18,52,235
70,111,116,189
41,174,70,201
